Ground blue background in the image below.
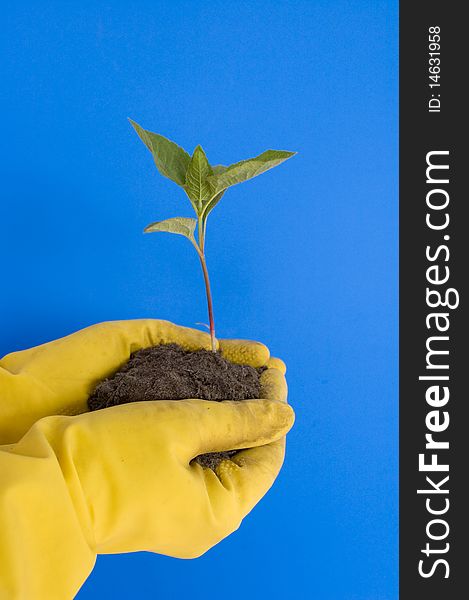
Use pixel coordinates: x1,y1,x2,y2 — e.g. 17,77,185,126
1,1,398,598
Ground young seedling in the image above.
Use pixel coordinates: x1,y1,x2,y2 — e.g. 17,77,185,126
129,119,296,352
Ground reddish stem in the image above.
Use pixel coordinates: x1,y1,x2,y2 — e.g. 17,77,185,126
198,253,216,352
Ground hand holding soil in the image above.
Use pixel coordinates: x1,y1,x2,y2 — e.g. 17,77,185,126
0,319,294,598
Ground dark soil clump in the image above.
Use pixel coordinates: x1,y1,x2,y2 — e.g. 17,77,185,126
88,344,263,468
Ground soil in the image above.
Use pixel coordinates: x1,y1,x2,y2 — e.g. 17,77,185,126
88,343,264,469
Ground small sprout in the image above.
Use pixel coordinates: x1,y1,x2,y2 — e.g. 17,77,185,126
130,118,296,352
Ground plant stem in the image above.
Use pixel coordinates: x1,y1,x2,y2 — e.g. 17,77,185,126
196,216,216,352
198,253,216,352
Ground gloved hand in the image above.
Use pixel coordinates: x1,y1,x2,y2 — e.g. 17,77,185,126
0,320,294,600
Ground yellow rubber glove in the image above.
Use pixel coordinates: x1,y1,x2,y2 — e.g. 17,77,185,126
0,320,293,600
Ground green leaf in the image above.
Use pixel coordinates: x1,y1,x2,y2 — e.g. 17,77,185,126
207,149,296,196
129,119,190,186
211,164,228,175
184,145,214,214
144,217,197,244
